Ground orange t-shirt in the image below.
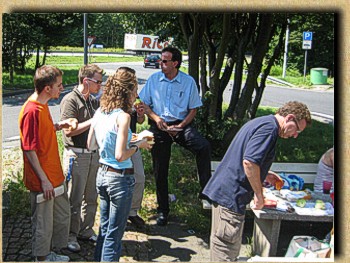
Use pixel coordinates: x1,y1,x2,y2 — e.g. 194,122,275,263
19,99,64,192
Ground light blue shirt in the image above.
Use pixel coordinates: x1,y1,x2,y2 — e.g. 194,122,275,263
139,71,202,122
93,108,132,169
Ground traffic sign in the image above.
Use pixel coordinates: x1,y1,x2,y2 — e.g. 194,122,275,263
302,32,313,50
303,32,313,41
303,40,312,50
88,36,96,46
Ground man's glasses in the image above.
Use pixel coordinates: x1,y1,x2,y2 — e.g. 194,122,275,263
161,59,173,64
87,78,103,84
292,119,302,133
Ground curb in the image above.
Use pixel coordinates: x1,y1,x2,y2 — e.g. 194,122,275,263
2,83,78,98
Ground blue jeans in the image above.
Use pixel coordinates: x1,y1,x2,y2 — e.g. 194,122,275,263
94,166,135,262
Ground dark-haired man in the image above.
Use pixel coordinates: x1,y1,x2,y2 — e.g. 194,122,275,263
139,47,211,226
203,101,312,261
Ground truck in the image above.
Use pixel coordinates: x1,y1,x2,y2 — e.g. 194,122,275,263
124,34,173,53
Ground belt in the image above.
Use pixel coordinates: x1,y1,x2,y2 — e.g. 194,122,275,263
67,147,97,154
165,120,182,126
99,164,134,175
149,119,182,127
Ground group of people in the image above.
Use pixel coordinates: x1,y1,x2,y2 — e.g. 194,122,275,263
19,46,329,262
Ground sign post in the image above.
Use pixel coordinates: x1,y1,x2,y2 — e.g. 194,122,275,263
88,36,96,47
302,32,313,81
87,36,96,64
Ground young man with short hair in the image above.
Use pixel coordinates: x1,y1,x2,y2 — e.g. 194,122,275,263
60,64,104,252
19,65,75,261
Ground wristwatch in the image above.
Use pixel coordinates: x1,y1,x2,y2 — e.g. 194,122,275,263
131,144,139,153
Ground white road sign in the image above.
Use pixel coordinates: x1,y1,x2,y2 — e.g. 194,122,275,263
303,40,312,50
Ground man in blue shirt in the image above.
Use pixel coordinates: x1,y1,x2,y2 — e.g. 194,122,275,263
202,101,312,261
140,47,211,226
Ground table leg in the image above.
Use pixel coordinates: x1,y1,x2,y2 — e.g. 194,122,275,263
252,217,281,257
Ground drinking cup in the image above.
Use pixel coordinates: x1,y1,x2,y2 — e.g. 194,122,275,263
323,181,332,194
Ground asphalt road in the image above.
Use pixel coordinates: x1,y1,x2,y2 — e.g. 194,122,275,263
2,62,334,147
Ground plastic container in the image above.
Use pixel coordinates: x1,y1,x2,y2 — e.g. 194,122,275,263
310,68,328,85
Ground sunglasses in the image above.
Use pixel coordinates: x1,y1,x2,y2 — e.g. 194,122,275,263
87,78,103,85
161,59,174,64
292,119,302,133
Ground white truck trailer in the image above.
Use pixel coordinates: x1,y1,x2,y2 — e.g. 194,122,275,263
124,34,173,53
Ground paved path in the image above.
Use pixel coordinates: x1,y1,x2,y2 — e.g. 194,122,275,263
2,211,253,262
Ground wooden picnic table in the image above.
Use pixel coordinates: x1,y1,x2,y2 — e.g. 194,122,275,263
252,193,333,257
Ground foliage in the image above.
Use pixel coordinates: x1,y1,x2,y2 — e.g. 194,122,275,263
285,13,334,77
2,148,31,217
2,12,334,156
2,13,81,80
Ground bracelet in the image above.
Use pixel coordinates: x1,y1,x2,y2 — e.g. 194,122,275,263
131,145,139,153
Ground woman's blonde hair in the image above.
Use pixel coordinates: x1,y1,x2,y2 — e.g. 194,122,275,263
100,67,137,114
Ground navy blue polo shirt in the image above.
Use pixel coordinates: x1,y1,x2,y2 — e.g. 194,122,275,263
203,115,279,215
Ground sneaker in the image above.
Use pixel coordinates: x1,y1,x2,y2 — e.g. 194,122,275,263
128,215,145,228
156,212,168,226
78,233,97,242
202,199,212,209
67,240,81,252
35,251,70,262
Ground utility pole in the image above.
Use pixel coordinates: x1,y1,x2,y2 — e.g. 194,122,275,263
84,13,88,65
282,19,290,79
303,50,308,82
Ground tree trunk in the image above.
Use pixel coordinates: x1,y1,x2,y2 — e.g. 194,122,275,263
225,13,257,118
250,21,287,118
188,14,200,91
35,46,40,69
179,14,200,90
42,46,48,66
200,45,208,96
208,14,231,119
234,14,274,121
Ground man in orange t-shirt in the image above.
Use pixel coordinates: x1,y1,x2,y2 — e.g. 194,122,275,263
19,65,77,262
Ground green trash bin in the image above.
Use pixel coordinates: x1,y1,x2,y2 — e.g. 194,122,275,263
310,68,328,85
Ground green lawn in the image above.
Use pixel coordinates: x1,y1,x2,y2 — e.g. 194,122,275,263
2,55,144,92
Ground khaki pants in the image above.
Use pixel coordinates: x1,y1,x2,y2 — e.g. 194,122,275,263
210,204,245,261
129,151,145,216
63,148,99,241
30,183,70,257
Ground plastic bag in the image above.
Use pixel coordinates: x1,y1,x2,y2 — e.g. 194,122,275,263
285,235,331,258
280,173,304,191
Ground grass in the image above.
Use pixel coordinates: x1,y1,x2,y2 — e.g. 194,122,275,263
4,52,334,92
2,55,144,92
51,46,125,53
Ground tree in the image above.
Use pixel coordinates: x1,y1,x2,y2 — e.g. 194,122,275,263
3,13,36,82
27,14,81,68
179,13,288,156
283,13,334,77
101,12,330,156
2,13,81,75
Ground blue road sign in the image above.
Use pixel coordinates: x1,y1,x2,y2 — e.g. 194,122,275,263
303,32,313,41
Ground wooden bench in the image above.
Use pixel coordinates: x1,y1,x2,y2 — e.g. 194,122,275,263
211,161,318,185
